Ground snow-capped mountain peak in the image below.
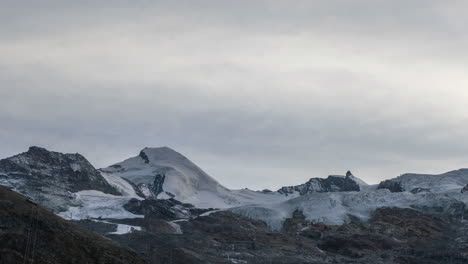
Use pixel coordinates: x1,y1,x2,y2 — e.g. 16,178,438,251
4,145,468,238
139,146,189,163
101,147,231,207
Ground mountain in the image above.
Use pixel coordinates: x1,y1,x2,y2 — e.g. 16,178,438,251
3,146,468,229
0,185,146,264
0,146,120,212
277,171,363,196
101,147,229,200
3,146,468,263
100,147,289,208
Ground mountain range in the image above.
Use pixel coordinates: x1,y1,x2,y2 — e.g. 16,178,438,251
2,146,468,263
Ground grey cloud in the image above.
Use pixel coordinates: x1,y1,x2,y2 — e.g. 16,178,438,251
2,1,468,189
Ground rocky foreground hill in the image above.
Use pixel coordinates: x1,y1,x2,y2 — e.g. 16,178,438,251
2,146,468,263
0,185,146,264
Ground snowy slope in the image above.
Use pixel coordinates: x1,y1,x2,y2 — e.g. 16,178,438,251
54,165,468,231
5,145,468,234
380,169,468,193
101,147,293,208
232,169,468,230
231,189,466,230
57,190,144,220
100,171,143,199
102,147,227,199
55,173,148,221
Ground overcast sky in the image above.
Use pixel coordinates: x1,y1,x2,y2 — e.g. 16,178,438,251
2,1,468,190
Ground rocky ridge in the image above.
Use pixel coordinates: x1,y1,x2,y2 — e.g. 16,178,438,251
278,170,362,196
0,146,120,212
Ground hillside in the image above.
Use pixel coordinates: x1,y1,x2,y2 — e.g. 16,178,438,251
0,185,147,264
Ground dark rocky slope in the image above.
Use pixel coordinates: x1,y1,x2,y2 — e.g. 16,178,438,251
108,211,325,263
377,179,404,192
83,205,468,264
0,185,146,264
283,207,468,264
0,146,120,212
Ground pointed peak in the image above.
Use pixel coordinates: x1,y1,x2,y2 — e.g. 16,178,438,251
141,146,176,153
27,146,51,154
345,171,368,186
138,146,186,162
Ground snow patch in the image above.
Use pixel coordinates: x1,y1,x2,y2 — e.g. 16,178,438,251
100,172,142,199
57,190,143,220
393,169,468,193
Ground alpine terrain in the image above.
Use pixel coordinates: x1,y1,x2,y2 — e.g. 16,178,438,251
2,146,468,263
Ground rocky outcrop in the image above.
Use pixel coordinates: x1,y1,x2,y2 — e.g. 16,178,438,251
151,173,166,196
0,186,146,264
0,146,120,212
139,150,150,163
461,184,468,193
377,179,404,192
278,172,360,196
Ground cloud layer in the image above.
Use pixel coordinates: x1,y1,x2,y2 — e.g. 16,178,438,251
2,1,468,189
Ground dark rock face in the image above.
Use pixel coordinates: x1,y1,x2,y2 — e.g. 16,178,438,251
0,146,120,212
139,150,150,164
127,168,177,199
0,186,146,264
151,173,165,196
278,174,360,195
377,179,404,192
124,198,207,221
461,184,468,193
